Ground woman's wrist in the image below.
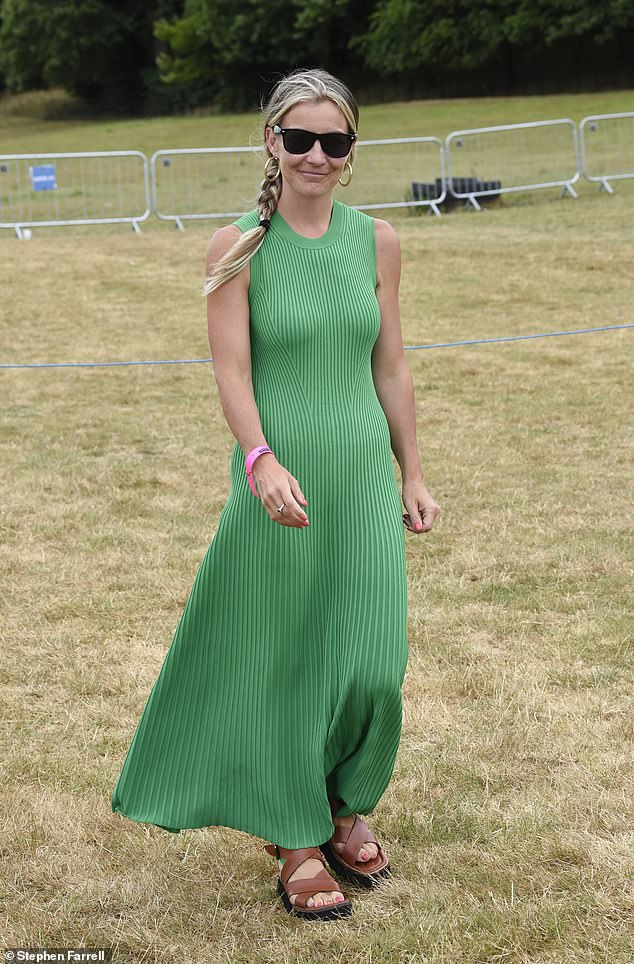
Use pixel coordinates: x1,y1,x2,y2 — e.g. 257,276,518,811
241,439,268,458
251,451,276,475
401,467,425,486
245,444,275,497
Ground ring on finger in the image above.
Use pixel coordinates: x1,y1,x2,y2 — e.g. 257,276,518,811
276,502,285,513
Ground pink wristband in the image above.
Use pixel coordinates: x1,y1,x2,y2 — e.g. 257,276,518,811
245,445,273,497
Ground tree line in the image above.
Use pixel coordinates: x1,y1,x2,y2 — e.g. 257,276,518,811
0,0,632,114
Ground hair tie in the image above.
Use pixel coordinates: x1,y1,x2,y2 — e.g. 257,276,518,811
259,218,271,232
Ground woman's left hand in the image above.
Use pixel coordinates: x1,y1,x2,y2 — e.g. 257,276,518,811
402,480,441,534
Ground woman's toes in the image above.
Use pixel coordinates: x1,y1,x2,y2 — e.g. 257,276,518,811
360,842,378,861
334,893,345,903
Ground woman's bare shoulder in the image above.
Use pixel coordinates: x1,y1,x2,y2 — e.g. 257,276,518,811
206,223,243,264
373,217,400,256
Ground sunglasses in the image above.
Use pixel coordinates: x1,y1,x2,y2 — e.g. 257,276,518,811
272,125,357,158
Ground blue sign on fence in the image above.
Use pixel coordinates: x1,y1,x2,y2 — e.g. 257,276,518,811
30,165,57,191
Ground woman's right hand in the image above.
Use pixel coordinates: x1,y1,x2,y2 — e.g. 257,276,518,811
251,454,309,528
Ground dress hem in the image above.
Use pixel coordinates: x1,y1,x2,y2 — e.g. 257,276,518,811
110,803,338,851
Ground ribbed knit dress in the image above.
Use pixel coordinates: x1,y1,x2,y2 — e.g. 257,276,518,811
111,200,408,849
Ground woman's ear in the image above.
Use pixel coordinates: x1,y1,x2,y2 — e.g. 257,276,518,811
264,125,278,157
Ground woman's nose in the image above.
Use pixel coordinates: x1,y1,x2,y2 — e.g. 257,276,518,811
305,138,328,163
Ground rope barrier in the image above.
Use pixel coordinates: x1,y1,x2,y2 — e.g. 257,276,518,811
403,323,634,351
1,323,632,370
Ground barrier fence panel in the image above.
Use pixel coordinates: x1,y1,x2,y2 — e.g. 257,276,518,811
580,112,634,193
0,151,151,237
151,147,263,228
151,137,446,226
6,118,630,235
335,137,445,215
445,119,580,209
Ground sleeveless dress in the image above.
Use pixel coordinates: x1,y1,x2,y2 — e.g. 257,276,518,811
111,200,408,849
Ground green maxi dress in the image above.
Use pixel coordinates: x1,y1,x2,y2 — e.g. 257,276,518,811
111,200,408,849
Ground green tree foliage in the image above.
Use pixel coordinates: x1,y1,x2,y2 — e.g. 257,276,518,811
355,0,506,74
155,0,369,109
359,0,634,74
0,0,633,110
0,0,183,109
504,0,634,45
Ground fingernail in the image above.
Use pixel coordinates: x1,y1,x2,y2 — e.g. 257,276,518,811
415,522,423,531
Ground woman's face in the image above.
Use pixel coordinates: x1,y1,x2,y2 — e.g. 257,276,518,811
265,99,353,201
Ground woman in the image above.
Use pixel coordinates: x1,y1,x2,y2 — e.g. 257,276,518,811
111,68,440,921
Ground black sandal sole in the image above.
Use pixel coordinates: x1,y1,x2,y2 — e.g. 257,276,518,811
276,877,353,920
319,840,391,889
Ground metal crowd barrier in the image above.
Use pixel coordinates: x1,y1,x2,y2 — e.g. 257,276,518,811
579,112,634,193
340,136,445,215
4,116,632,236
0,151,151,237
151,137,446,227
445,119,581,209
150,146,263,228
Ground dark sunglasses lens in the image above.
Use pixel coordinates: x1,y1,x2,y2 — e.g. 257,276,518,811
321,133,354,158
282,129,353,157
283,130,316,154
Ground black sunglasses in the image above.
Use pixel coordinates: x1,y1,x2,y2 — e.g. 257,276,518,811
272,125,357,158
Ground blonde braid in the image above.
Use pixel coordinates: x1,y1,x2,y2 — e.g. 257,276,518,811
203,165,281,296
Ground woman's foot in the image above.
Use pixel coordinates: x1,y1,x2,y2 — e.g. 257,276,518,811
264,844,353,919
320,809,390,887
332,813,379,863
268,846,347,909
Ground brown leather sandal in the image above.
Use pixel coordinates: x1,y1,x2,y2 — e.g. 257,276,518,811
319,814,390,888
264,844,352,920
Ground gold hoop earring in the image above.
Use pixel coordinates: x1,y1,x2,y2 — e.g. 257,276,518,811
338,161,353,188
264,156,280,181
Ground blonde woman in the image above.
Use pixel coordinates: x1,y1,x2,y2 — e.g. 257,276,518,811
112,68,440,921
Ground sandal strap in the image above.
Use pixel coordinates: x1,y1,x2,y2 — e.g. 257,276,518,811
332,815,379,867
285,868,341,902
263,845,328,886
264,844,343,908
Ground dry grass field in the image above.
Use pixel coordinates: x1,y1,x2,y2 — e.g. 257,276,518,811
1,94,633,963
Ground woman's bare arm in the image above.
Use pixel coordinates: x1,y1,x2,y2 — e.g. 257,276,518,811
205,227,308,528
371,218,440,533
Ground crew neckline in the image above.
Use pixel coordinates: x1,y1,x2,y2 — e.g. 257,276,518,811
270,200,344,248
